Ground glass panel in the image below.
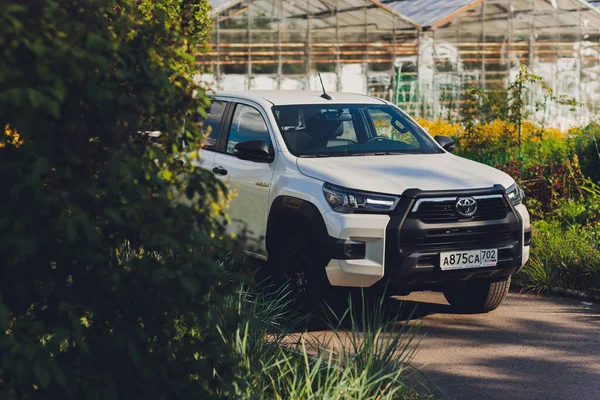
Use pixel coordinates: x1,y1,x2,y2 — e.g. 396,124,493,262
556,13,580,100
217,1,250,74
581,27,600,105
272,104,442,156
250,32,278,74
200,101,228,150
386,0,478,27
311,29,336,74
282,31,306,75
367,108,419,146
227,104,271,153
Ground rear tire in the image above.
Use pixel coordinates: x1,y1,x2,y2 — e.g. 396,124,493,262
443,276,511,313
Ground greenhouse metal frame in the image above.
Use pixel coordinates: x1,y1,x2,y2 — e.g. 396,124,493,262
200,0,600,125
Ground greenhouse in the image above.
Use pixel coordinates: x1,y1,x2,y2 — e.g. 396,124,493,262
199,0,600,125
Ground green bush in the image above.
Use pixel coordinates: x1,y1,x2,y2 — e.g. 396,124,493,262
518,179,600,294
568,122,600,181
497,156,586,219
0,1,247,398
518,220,600,294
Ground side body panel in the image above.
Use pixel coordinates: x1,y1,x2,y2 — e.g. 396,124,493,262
192,150,216,170
212,153,276,253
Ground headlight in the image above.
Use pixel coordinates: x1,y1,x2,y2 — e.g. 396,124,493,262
506,183,525,206
322,183,400,213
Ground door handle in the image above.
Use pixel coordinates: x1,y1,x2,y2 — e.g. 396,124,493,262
212,166,228,176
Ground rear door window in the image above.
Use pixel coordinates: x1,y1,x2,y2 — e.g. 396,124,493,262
199,100,227,150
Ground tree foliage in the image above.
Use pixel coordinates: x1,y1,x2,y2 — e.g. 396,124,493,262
0,0,243,398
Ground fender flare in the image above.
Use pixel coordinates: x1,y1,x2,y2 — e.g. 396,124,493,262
265,195,330,260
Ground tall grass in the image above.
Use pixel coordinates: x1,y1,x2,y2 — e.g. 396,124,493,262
114,245,428,398
222,281,428,399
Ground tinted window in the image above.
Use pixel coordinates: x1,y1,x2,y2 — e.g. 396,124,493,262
199,101,227,150
272,104,441,157
226,104,271,154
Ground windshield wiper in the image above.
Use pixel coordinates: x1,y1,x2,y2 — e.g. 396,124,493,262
299,151,411,158
298,153,332,158
348,151,409,156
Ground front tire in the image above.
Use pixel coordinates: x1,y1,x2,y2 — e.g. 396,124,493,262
269,231,329,309
443,276,511,313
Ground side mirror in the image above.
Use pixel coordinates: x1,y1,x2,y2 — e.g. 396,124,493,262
233,140,273,163
434,135,455,152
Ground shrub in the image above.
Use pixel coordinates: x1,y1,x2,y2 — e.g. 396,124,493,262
417,117,590,168
416,118,464,139
0,1,246,399
495,156,585,218
458,119,570,164
550,180,600,228
568,122,600,181
518,220,600,294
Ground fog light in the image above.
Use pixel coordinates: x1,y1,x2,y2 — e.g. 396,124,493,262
524,229,532,246
332,240,366,260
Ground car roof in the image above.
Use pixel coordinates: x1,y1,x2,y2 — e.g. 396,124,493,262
213,90,387,106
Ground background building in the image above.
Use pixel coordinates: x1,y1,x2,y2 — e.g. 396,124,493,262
199,0,600,126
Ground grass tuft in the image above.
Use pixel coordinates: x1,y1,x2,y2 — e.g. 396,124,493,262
223,282,429,399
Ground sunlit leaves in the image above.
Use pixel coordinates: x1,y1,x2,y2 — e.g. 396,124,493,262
0,0,242,399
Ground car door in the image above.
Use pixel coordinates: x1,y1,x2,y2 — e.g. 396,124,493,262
211,102,276,256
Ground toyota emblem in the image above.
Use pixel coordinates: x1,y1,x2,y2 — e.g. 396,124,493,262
455,197,478,218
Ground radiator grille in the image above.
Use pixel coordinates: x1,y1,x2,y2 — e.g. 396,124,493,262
402,224,516,251
412,196,508,224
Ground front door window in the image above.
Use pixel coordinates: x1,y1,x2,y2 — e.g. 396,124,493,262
226,104,271,154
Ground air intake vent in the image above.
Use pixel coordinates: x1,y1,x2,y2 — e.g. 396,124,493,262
402,224,516,251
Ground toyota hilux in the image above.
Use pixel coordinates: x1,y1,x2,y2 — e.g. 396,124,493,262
195,90,531,313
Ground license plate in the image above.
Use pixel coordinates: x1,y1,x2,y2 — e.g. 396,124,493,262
440,249,498,271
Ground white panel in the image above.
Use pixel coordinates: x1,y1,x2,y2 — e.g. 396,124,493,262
219,74,248,91
340,64,367,94
307,72,337,92
250,75,278,90
280,77,308,90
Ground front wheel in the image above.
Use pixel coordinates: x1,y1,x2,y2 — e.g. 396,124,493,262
269,231,329,310
443,276,511,313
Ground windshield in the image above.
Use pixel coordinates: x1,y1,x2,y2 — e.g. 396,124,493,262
272,104,443,157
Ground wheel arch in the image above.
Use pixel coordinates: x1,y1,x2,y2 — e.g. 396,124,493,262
266,195,329,260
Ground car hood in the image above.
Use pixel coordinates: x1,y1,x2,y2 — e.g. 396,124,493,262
296,153,514,194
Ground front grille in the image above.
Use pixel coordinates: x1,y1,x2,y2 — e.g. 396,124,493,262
401,224,516,251
412,196,508,223
385,189,523,283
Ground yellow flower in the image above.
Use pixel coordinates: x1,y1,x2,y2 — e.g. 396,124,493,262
2,124,23,148
416,118,464,139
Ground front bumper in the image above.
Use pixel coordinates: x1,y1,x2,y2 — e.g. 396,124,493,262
322,212,388,287
322,185,531,289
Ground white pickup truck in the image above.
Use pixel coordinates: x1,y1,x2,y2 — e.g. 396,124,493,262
194,90,531,313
